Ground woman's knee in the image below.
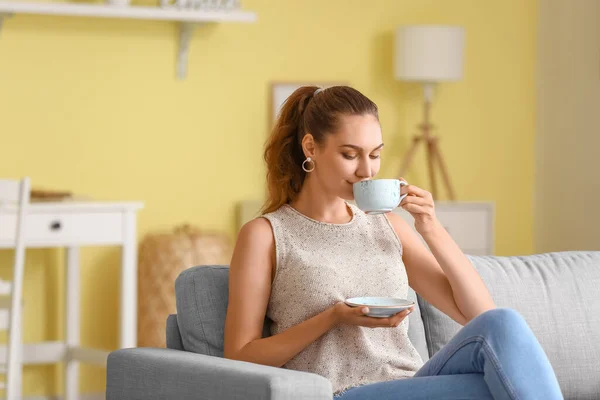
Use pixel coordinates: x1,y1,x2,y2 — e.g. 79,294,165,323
472,307,528,333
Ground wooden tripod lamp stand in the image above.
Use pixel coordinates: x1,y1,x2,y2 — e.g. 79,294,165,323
394,25,466,200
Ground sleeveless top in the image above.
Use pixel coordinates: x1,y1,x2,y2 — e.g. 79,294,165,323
261,202,424,396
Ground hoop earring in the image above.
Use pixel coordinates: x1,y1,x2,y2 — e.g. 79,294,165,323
302,157,315,172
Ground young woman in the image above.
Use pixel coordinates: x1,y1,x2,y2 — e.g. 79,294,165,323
223,85,563,399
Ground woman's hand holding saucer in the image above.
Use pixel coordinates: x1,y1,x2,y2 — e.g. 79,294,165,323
333,302,414,328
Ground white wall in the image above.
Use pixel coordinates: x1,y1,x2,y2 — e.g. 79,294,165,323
535,0,600,252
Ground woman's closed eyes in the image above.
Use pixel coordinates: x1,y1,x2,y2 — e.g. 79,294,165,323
342,153,381,160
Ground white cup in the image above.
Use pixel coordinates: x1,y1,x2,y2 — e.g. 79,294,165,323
353,179,408,214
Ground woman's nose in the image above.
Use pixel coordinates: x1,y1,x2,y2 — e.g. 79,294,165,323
356,159,373,179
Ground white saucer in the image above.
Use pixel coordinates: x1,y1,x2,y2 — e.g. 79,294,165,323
345,297,414,318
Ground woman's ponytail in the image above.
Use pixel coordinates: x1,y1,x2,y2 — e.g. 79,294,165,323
262,86,319,214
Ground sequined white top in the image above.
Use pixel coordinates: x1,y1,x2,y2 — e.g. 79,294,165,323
261,202,424,395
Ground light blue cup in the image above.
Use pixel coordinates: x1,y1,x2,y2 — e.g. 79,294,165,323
353,179,408,214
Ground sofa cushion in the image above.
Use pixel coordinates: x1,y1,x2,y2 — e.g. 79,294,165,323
175,265,429,362
417,251,600,399
175,265,272,356
407,286,429,362
166,314,184,351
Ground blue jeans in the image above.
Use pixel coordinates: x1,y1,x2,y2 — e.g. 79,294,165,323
334,308,563,400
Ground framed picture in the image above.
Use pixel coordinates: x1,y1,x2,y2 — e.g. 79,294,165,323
270,81,346,124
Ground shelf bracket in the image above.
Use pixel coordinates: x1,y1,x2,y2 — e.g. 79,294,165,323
177,22,201,80
0,13,13,36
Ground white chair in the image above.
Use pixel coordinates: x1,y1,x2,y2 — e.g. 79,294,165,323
0,177,30,399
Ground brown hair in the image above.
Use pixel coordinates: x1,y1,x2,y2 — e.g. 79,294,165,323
262,85,379,214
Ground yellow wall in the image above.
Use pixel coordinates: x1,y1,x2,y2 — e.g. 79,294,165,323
0,0,536,395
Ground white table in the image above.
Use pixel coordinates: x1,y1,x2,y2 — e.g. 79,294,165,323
0,201,143,400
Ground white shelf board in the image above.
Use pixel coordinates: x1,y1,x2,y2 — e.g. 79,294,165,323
0,1,257,23
0,1,257,80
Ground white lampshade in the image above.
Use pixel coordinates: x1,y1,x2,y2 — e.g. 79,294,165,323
394,25,465,82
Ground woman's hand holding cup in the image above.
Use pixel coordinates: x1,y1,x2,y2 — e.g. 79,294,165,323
398,177,441,236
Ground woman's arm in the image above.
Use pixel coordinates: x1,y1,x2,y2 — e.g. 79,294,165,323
386,182,496,324
418,218,496,321
223,218,339,367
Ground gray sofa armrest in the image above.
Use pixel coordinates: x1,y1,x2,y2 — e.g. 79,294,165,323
107,348,333,400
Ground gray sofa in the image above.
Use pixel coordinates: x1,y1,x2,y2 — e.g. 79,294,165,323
107,251,600,399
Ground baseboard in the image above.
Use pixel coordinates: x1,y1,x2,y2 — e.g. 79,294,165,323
1,393,104,400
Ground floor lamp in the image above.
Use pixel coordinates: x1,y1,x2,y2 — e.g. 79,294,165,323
394,25,465,200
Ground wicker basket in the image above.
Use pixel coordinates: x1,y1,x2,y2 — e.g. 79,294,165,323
137,224,233,348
